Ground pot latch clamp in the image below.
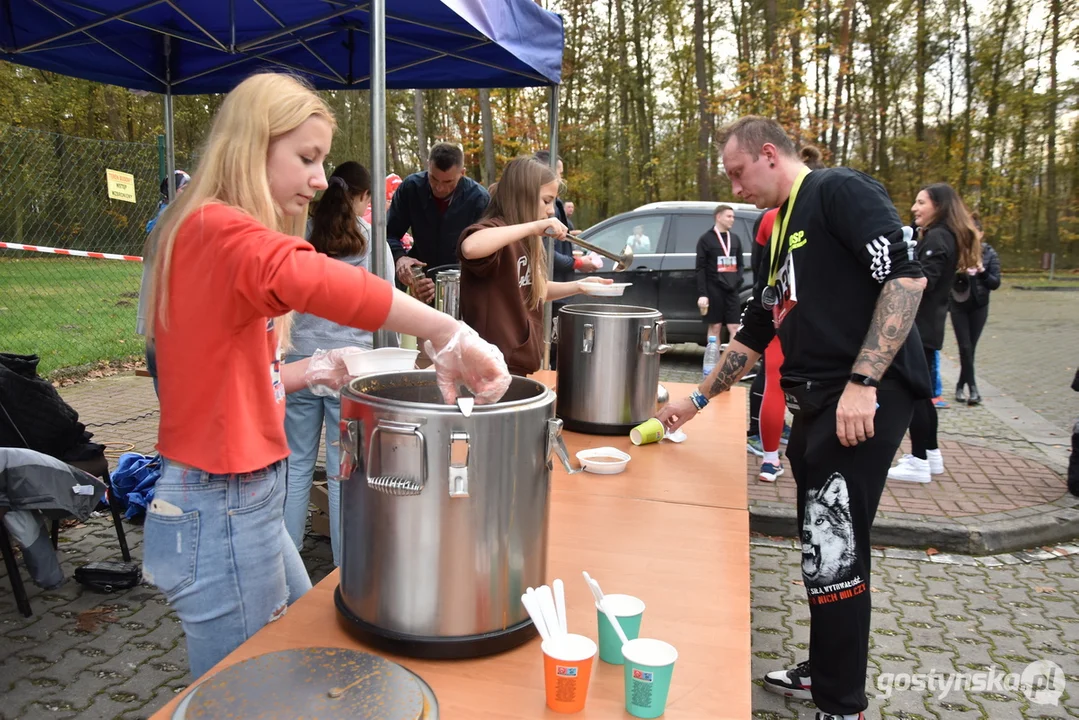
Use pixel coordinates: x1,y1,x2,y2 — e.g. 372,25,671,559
449,431,470,498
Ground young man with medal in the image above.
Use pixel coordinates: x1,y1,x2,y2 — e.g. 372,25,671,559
695,204,745,341
658,116,930,720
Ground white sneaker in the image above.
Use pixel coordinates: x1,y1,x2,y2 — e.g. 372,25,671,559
926,449,945,475
894,453,916,467
888,456,931,483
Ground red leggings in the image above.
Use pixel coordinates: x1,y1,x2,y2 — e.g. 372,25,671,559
761,337,786,454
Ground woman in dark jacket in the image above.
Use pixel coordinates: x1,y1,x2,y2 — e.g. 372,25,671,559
889,183,981,484
949,214,1001,405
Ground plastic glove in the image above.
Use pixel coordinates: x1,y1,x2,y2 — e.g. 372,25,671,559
424,324,511,405
304,347,367,397
587,252,604,270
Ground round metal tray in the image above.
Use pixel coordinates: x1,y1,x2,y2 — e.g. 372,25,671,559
171,647,434,720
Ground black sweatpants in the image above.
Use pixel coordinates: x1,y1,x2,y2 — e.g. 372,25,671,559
785,379,915,715
950,302,989,390
748,363,766,437
909,347,939,458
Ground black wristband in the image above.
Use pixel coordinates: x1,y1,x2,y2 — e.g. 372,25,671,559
849,373,880,388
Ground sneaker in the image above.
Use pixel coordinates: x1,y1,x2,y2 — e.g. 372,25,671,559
926,448,945,475
747,435,765,457
888,456,931,483
763,659,812,700
816,714,865,720
967,385,982,405
780,424,791,445
933,396,950,409
955,385,967,403
758,462,785,483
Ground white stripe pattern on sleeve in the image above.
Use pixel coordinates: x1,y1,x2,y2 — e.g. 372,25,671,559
865,226,916,283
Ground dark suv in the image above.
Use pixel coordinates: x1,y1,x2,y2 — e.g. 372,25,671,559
562,201,764,345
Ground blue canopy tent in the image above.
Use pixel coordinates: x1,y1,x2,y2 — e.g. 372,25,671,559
2,0,565,356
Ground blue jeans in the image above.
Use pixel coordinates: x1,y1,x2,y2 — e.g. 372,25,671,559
142,458,311,678
932,350,942,397
283,354,342,567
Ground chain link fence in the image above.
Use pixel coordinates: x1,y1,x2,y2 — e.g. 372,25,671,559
0,126,194,377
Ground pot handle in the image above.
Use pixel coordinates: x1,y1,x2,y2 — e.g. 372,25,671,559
547,418,583,475
366,420,427,496
338,419,360,481
654,319,672,354
448,431,470,498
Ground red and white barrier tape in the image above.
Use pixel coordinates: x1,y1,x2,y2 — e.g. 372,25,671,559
0,241,143,262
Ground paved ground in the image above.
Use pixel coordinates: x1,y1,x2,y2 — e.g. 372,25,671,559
659,287,1077,544
3,521,1078,719
1,287,1076,718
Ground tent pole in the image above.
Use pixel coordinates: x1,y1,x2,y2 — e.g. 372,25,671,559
370,0,391,348
541,84,560,371
164,36,176,201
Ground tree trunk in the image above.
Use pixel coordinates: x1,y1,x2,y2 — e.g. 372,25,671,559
414,90,428,166
840,2,858,165
830,0,855,156
914,0,927,145
789,0,805,126
630,0,654,203
694,0,713,201
960,0,973,191
979,0,1016,211
479,88,496,186
1045,0,1060,255
615,0,632,206
389,92,403,173
765,0,780,114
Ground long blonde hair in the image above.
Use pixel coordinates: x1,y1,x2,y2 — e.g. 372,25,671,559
482,157,557,309
146,73,336,342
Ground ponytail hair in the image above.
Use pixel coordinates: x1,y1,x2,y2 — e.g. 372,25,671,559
308,161,372,257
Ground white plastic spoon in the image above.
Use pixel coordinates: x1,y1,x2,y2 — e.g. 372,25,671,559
599,596,630,647
582,571,603,606
589,577,606,606
521,592,551,642
536,584,562,639
553,578,568,635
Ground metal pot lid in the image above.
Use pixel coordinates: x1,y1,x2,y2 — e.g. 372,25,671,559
559,303,661,318
435,269,461,279
343,371,552,412
173,648,427,720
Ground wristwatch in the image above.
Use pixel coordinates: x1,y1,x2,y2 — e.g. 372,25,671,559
849,373,880,389
690,389,709,411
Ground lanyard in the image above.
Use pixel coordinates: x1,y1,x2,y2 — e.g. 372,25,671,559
713,228,731,256
767,167,811,286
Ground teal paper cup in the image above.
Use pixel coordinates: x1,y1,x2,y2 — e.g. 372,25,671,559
622,638,679,718
596,594,645,664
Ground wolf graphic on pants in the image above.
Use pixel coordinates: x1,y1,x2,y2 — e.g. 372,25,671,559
802,473,856,587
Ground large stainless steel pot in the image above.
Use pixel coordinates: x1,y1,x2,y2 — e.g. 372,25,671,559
335,371,578,659
556,304,671,434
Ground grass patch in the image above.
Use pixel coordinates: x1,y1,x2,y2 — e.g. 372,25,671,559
1003,270,1079,289
0,256,145,377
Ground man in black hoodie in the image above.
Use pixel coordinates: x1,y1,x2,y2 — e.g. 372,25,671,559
387,143,489,303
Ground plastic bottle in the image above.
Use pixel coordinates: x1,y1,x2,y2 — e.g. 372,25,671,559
703,336,720,379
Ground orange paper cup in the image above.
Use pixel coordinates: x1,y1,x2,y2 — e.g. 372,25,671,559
542,634,598,713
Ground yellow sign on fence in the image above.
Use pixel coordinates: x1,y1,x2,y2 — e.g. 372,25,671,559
105,168,137,203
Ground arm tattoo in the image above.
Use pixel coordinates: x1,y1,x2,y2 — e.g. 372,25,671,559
853,277,925,380
707,350,749,398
